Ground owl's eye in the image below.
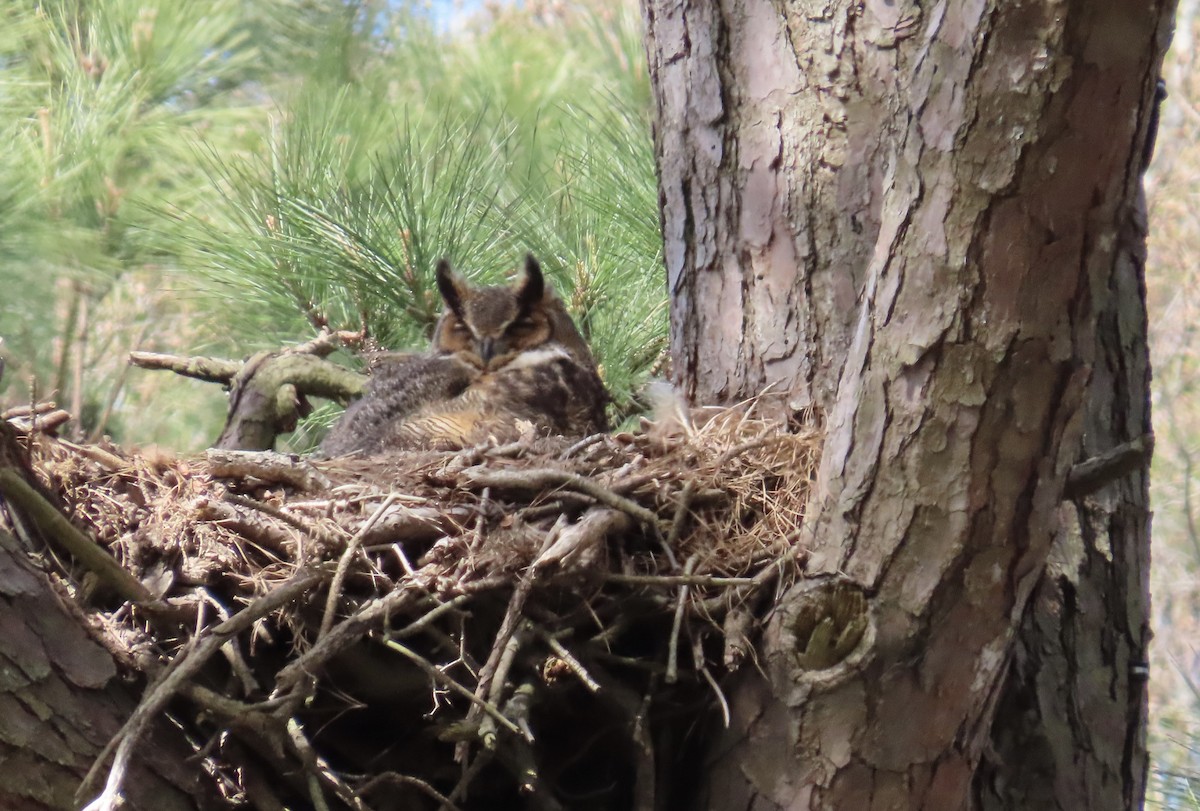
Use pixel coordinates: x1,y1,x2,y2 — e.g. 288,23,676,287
506,319,536,336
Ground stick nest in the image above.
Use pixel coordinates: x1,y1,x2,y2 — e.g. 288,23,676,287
10,405,820,811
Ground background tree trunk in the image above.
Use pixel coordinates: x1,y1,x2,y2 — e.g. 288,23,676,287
643,0,1170,808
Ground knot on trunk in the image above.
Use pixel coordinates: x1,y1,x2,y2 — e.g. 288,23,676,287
781,579,869,672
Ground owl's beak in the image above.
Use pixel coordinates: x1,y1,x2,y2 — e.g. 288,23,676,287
480,338,496,365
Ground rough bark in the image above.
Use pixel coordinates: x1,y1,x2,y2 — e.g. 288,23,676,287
215,352,366,450
0,527,216,811
974,169,1156,811
0,421,219,809
128,345,366,451
643,0,1170,808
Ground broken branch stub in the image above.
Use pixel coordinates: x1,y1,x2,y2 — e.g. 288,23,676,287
129,347,366,451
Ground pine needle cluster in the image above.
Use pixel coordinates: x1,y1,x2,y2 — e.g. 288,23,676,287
0,0,666,448
198,1,665,425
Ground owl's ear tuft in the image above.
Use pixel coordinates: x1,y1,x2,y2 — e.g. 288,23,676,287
516,254,545,310
436,259,466,316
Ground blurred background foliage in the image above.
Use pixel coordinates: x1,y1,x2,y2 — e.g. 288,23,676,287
0,0,665,449
2,0,1199,804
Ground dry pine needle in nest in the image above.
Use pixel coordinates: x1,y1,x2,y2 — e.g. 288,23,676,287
1,401,820,811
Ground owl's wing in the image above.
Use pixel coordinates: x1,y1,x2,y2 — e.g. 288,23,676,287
318,354,477,457
379,353,607,451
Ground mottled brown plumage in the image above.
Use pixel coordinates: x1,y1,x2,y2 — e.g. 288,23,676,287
320,255,609,456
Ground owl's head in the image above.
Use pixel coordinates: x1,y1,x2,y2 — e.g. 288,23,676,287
433,254,570,371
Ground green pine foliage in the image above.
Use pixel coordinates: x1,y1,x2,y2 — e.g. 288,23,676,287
0,0,667,449
179,0,667,430
0,0,283,445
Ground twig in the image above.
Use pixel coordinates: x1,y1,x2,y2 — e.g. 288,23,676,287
441,751,493,811
456,570,540,760
686,538,809,618
501,682,536,742
285,330,363,358
722,606,755,672
462,467,660,528
488,623,529,708
128,350,241,384
488,686,545,798
225,493,328,542
474,590,530,707
359,505,469,546
383,638,524,739
714,434,790,467
558,432,607,459
181,685,318,807
605,572,757,588
287,717,369,811
305,774,331,811
661,480,695,568
78,569,328,806
1064,433,1154,498
290,727,335,811
609,471,659,495
183,682,295,721
1,401,58,420
666,555,698,684
0,469,153,603
59,440,128,471
753,533,808,585
389,594,472,639
196,497,295,556
476,526,555,700
518,494,593,520
206,448,332,491
534,507,629,571
6,409,72,434
455,574,513,595
359,772,464,811
468,486,492,554
319,494,398,641
79,755,131,811
698,661,730,728
478,626,528,749
390,542,417,577
275,581,424,694
484,441,530,459
275,573,516,699
666,481,694,550
197,587,260,695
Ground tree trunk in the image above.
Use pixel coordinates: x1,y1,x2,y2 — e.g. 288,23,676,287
0,526,217,810
643,0,1170,808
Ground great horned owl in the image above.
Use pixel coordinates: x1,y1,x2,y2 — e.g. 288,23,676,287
319,255,609,456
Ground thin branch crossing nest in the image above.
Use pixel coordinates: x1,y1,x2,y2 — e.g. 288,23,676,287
3,404,819,811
